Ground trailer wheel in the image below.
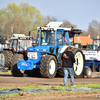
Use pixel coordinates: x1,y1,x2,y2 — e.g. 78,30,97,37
11,54,24,77
98,65,100,72
40,55,57,78
72,48,85,78
85,67,92,78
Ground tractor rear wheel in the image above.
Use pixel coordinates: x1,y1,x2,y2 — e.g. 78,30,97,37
3,50,13,69
11,54,24,77
57,68,64,77
2,50,9,68
72,48,85,78
40,55,57,78
0,51,5,70
57,53,64,77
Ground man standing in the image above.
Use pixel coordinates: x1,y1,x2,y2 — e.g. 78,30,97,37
61,46,75,86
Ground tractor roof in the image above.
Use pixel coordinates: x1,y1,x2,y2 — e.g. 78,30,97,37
10,34,32,40
47,22,63,27
37,22,82,34
13,34,25,37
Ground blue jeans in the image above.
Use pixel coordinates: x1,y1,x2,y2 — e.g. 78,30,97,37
63,67,74,86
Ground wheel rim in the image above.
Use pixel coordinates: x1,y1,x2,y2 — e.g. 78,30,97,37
74,52,84,76
49,60,56,75
0,52,5,67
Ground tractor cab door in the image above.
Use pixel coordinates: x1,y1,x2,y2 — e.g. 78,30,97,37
12,39,18,51
55,29,64,57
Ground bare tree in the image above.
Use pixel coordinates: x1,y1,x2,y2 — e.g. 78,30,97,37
42,15,57,25
61,20,77,28
4,15,29,37
87,20,100,39
80,30,88,36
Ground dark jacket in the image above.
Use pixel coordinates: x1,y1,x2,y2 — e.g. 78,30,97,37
61,50,75,68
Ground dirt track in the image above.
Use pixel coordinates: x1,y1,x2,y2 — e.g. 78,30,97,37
0,73,100,100
0,74,100,87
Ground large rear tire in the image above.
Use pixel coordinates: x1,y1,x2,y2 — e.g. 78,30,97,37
11,54,24,77
0,51,5,70
72,48,85,78
3,50,13,69
40,55,57,78
57,54,64,77
57,68,64,77
2,50,9,68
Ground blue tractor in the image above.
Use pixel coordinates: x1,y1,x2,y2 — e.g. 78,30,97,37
14,22,85,78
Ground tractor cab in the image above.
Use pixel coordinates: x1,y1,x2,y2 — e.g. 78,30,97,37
4,34,33,52
0,37,8,51
92,39,100,50
31,22,82,57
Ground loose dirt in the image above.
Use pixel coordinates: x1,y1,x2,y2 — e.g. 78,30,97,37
2,91,100,100
0,73,100,100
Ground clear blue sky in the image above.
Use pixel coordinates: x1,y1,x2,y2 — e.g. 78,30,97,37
0,0,100,31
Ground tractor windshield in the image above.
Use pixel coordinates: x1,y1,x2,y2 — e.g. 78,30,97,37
92,39,100,50
11,38,32,51
36,30,55,46
18,39,32,51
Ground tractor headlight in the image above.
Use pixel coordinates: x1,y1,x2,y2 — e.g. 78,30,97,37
27,52,37,59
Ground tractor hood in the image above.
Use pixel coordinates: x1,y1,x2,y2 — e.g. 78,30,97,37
27,45,50,53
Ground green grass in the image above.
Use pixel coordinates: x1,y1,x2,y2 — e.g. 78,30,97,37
18,85,52,91
0,83,100,98
55,83,100,89
4,92,51,98
0,85,52,90
7,93,19,97
57,89,100,94
0,69,11,74
0,87,13,90
0,83,100,91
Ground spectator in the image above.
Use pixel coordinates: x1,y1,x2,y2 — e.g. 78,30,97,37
61,46,75,86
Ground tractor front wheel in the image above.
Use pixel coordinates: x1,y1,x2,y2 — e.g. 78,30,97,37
11,54,24,77
40,55,57,78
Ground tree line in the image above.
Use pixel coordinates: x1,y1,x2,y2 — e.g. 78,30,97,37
0,2,99,39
